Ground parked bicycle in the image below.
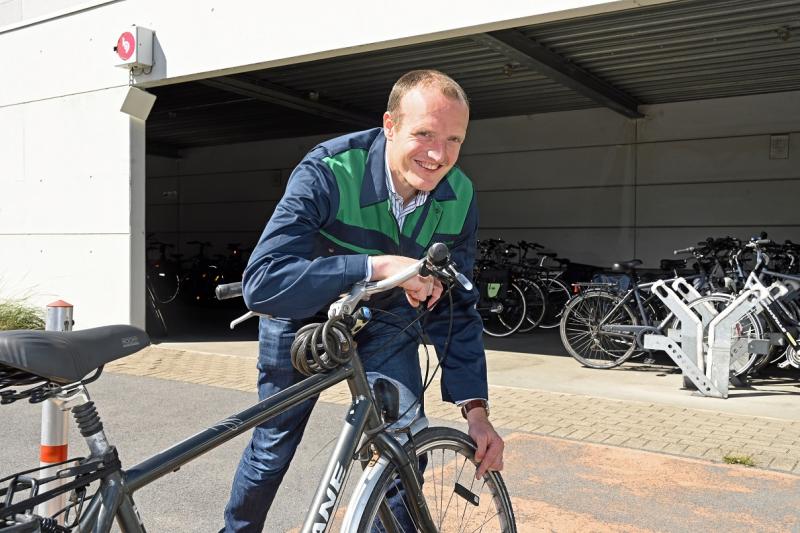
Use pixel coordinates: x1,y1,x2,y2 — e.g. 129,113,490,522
180,240,225,304
559,234,800,378
0,243,516,532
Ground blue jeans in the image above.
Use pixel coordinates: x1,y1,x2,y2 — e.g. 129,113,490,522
222,315,424,532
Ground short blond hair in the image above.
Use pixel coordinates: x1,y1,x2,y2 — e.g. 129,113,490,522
386,70,469,123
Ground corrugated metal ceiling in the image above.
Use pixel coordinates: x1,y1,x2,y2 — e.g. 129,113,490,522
147,0,800,152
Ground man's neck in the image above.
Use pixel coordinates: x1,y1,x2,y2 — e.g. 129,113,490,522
390,174,417,205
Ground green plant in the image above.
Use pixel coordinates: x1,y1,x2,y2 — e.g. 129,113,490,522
0,299,45,330
722,453,755,467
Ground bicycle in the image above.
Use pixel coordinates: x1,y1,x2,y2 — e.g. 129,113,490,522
560,254,762,374
0,243,515,532
145,239,181,305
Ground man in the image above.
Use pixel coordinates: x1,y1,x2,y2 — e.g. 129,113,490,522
223,69,503,532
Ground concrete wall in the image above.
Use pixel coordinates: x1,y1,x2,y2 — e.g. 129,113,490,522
148,90,800,272
1,0,639,328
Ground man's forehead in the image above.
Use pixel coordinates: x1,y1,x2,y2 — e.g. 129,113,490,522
398,86,467,114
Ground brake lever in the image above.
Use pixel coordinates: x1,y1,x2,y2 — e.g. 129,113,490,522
447,264,473,291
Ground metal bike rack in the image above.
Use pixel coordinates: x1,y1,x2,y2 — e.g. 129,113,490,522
667,277,717,374
644,280,724,398
706,279,788,396
671,278,717,325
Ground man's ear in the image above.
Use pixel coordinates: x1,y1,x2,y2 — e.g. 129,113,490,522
382,111,395,140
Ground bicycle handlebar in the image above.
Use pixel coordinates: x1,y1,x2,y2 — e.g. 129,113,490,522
215,282,243,300
673,246,696,255
328,243,470,319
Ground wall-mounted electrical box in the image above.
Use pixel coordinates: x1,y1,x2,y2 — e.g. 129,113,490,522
114,26,154,71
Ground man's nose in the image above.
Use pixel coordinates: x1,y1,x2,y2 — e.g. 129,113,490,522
427,142,446,162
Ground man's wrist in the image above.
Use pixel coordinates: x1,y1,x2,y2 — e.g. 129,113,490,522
364,256,373,282
459,399,489,420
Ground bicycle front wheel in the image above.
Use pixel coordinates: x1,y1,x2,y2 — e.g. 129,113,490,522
560,291,638,368
357,426,516,533
517,278,546,333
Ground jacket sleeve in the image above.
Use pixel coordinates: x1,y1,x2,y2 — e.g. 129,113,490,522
424,191,488,404
242,155,369,319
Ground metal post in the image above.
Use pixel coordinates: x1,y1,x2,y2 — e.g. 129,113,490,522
37,300,74,523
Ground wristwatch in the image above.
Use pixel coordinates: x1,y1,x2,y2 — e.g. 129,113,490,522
460,399,489,419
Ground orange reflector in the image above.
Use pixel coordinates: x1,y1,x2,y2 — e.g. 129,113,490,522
40,444,68,463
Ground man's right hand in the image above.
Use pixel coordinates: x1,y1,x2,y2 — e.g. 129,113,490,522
370,255,443,309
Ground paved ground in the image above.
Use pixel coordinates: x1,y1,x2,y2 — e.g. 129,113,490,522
3,373,799,532
106,332,800,476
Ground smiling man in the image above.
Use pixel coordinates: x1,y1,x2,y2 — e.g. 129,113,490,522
222,70,503,532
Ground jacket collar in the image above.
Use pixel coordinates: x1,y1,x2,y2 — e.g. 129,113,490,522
360,130,457,207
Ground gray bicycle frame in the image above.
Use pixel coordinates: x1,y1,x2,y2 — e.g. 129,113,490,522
68,350,436,533
596,275,702,341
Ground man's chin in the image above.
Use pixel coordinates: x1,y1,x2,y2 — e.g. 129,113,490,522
408,174,445,192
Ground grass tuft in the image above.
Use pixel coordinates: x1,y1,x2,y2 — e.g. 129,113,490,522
722,453,755,467
0,299,45,330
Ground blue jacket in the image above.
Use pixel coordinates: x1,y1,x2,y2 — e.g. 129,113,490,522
243,128,487,403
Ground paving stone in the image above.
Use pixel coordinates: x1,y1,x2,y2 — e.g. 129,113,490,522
662,443,689,454
602,434,629,446
768,457,798,471
585,432,613,443
642,440,668,452
105,346,800,472
682,445,711,457
549,427,578,438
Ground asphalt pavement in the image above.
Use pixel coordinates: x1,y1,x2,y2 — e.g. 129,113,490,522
2,371,799,532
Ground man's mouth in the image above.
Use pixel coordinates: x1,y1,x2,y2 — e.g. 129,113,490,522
415,160,442,172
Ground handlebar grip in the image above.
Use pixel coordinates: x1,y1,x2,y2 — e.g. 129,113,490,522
216,282,243,300
426,242,450,267
673,247,694,255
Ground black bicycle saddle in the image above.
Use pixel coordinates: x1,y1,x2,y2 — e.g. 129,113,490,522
0,325,150,384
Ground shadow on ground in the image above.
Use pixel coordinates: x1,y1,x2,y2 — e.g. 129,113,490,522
148,301,800,386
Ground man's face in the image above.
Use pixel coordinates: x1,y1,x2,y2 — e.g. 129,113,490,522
384,86,469,197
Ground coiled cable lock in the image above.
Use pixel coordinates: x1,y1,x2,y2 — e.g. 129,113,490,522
290,319,355,376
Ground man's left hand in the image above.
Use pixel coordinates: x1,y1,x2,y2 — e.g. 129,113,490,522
465,407,504,479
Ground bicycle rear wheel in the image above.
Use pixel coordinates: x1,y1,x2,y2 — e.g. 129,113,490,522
560,291,638,368
481,283,527,338
357,426,516,532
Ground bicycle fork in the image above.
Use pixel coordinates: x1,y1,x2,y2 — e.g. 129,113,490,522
302,356,437,533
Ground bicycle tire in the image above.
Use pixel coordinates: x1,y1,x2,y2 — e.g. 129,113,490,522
560,291,638,369
356,426,516,533
482,282,527,338
145,283,168,337
516,278,546,333
537,277,571,329
150,270,181,304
